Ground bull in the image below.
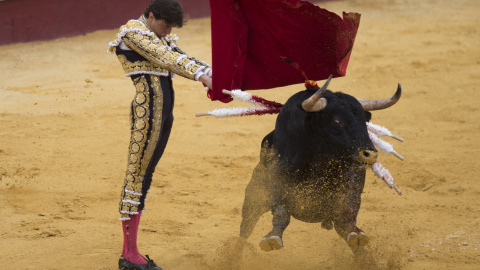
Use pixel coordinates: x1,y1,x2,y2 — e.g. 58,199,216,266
239,76,401,253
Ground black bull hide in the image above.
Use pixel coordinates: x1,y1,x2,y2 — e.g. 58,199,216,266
239,85,401,253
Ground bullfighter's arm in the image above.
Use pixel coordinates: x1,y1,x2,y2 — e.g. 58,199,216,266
166,35,213,78
121,32,208,81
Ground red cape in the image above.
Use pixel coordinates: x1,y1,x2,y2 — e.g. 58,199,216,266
208,0,360,102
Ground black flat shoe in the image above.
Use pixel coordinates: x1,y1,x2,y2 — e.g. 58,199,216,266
118,255,163,270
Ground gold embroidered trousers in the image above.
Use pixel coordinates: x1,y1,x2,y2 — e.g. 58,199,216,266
119,74,174,220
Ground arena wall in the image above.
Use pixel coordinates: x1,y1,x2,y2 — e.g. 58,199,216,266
0,0,210,45
0,0,325,46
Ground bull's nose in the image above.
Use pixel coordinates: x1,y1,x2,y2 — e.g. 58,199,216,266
359,150,378,165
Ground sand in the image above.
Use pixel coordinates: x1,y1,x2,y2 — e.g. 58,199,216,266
1,0,479,269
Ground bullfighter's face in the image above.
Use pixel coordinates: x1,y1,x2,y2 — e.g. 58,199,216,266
146,12,172,38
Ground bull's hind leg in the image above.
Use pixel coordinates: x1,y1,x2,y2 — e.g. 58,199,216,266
259,205,290,251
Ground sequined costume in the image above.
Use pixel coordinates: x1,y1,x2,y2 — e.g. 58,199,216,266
108,15,211,221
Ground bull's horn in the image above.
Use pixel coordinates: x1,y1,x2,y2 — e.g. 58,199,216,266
357,83,402,111
302,75,332,112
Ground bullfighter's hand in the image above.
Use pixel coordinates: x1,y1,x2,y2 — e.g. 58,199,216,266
206,68,213,78
199,74,213,90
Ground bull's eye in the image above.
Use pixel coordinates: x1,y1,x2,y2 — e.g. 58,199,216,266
332,118,344,127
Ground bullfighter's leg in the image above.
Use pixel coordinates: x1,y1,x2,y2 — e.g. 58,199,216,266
259,204,290,251
119,75,174,266
334,167,370,249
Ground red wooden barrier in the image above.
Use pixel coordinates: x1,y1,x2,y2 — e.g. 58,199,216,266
0,0,210,45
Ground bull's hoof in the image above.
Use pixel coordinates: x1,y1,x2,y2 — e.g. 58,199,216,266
259,235,283,251
346,232,369,248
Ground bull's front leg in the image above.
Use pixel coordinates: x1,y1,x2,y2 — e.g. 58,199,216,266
240,165,272,240
334,167,370,249
259,204,290,251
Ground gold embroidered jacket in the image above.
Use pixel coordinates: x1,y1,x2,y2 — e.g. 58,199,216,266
108,16,211,80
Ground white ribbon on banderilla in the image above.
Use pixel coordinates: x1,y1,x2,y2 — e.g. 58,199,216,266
366,122,404,195
197,90,405,196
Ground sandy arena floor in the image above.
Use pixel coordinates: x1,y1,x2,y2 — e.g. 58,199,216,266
1,0,479,269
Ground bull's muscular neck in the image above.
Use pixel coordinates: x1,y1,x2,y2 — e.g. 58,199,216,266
278,150,355,179
275,160,357,193
274,129,354,172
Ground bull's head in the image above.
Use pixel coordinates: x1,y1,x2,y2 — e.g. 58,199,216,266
296,76,401,169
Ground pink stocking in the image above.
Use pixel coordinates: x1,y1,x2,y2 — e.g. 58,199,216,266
122,211,147,264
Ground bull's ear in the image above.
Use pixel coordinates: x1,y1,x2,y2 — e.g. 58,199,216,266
364,111,372,122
